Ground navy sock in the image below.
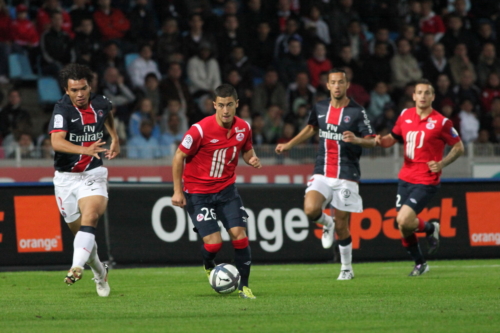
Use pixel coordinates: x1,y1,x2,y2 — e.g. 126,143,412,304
406,243,425,265
79,226,96,234
200,245,217,270
234,246,251,289
424,222,435,236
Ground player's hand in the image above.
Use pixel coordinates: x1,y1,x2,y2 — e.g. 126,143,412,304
275,143,290,154
374,134,381,146
172,191,186,207
342,131,360,144
248,156,262,169
427,160,443,173
86,139,107,159
105,140,120,160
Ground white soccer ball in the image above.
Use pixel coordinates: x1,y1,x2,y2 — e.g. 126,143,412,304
209,263,240,294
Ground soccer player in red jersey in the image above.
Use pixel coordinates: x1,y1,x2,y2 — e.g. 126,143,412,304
376,79,464,276
49,64,120,296
172,84,261,299
276,69,376,280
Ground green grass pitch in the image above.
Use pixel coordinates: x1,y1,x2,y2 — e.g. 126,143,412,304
1,259,499,333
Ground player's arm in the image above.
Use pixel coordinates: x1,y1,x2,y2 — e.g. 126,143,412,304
428,140,464,173
275,124,318,154
51,131,107,159
342,131,376,148
242,148,261,169
172,148,189,207
104,111,120,160
375,133,398,148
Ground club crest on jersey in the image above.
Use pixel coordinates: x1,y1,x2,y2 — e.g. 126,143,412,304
343,115,351,123
236,133,245,141
426,122,435,130
196,214,204,221
341,189,351,198
182,135,193,149
97,110,104,117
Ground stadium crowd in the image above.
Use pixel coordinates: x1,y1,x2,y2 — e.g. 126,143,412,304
1,0,500,159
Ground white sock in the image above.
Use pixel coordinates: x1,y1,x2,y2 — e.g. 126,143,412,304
86,242,105,277
339,242,353,271
72,231,95,269
315,213,334,229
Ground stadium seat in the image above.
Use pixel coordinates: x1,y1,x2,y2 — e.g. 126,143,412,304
125,53,139,68
8,53,38,81
37,76,62,104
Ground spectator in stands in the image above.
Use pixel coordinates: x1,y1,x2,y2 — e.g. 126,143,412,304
277,122,296,145
307,43,332,88
263,104,284,144
251,113,268,146
373,102,397,135
159,113,185,156
39,135,54,159
274,0,299,34
476,43,500,88
274,17,302,60
11,4,39,50
421,43,453,85
450,0,473,31
329,0,360,51
186,43,221,96
415,33,436,64
127,119,161,159
481,97,500,132
293,103,309,130
368,27,396,58
490,115,500,143
453,69,482,110
69,0,94,30
448,43,476,85
397,82,416,111
248,21,275,75
481,72,500,112
128,44,161,89
433,74,455,112
182,14,217,60
128,98,160,139
37,0,74,38
302,4,330,46
110,105,127,145
240,0,269,38
344,66,369,108
101,67,135,110
160,99,188,135
238,103,252,125
73,18,101,67
279,38,308,86
362,41,392,90
40,11,75,77
159,62,193,118
0,89,32,140
0,0,11,60
223,46,252,90
440,14,476,59
458,99,479,144
476,21,497,56
440,99,460,133
93,0,130,41
252,68,287,114
340,19,369,62
128,0,157,46
419,0,446,41
390,38,422,91
156,18,182,73
286,71,315,116
224,69,252,107
139,73,161,117
367,82,392,121
5,132,37,159
333,45,361,84
403,0,422,34
399,24,418,53
95,41,127,80
191,94,215,124
217,14,246,64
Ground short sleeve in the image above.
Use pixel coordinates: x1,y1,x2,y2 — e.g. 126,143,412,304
243,126,253,152
357,107,374,137
307,104,319,127
441,118,461,146
178,124,203,155
48,104,68,133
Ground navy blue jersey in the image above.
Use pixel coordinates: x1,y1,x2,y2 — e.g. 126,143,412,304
48,93,112,172
307,98,373,181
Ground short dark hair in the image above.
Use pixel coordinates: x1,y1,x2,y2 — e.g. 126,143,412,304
414,78,435,94
214,84,238,101
59,64,94,89
145,72,158,81
328,68,348,81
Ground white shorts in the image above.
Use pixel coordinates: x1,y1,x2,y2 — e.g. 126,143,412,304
53,166,108,223
305,174,363,213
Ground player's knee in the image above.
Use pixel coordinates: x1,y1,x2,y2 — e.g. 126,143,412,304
396,214,412,229
232,237,249,249
81,211,100,224
204,242,223,253
304,203,321,220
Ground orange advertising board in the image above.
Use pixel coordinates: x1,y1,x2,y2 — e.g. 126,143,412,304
466,192,500,246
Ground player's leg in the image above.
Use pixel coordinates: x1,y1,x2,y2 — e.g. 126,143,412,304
333,209,354,280
201,232,223,278
304,176,335,249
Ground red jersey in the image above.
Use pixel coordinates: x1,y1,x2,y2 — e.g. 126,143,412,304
11,19,39,46
178,115,253,194
392,107,461,185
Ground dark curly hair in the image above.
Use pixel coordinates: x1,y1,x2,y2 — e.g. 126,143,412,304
59,63,94,89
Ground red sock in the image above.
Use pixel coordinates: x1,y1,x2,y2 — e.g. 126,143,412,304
401,233,418,247
415,218,426,232
204,242,222,253
232,237,249,249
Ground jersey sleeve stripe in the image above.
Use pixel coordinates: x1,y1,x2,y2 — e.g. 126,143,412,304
442,118,449,126
49,130,67,133
193,124,203,138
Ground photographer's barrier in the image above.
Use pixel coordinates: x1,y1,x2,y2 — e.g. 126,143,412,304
0,181,498,267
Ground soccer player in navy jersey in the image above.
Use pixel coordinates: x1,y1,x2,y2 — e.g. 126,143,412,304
276,68,376,280
49,64,120,296
376,79,464,276
171,84,261,299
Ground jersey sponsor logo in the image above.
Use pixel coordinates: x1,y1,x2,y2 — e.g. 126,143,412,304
341,189,351,199
426,122,435,130
236,133,245,141
235,127,246,133
343,116,351,123
451,127,459,138
210,139,219,143
319,129,343,141
182,135,193,149
69,131,104,143
71,118,80,122
196,214,204,221
54,114,64,128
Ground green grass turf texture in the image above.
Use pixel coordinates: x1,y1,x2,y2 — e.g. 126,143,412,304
0,259,499,333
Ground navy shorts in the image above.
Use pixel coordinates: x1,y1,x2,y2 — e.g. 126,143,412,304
185,184,249,238
396,180,439,214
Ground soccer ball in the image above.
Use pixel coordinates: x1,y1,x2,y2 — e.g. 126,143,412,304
209,263,240,294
